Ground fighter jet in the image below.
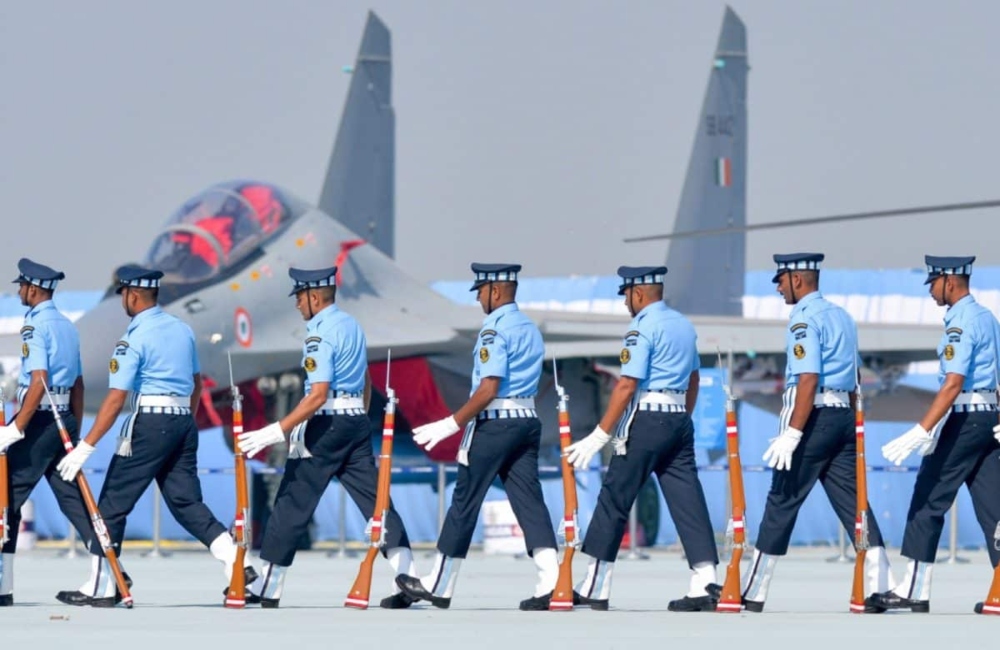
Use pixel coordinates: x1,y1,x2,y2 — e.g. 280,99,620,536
1,8,947,450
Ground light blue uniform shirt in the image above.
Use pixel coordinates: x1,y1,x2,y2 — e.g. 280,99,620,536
472,303,543,397
19,300,81,390
109,306,200,395
784,291,858,390
302,304,367,395
937,294,1000,390
619,301,699,390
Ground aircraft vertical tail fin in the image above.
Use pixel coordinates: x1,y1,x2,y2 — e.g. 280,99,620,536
318,11,395,258
663,7,748,315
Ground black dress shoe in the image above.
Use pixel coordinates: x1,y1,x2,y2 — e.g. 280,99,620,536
396,574,450,609
869,591,929,613
519,593,551,611
705,583,763,612
380,592,415,609
0,594,12,607
261,597,279,609
55,590,116,608
668,594,718,612
572,590,609,611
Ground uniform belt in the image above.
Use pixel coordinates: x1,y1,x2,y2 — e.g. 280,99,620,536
477,397,537,421
317,395,366,415
637,389,686,413
19,386,71,412
136,394,191,415
953,390,998,412
814,389,850,409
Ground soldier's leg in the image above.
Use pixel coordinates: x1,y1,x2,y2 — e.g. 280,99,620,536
815,408,893,595
60,425,164,603
1,417,54,603
963,420,1000,568
656,414,719,607
333,416,416,603
746,413,828,606
399,423,510,607
41,414,94,549
497,418,558,603
251,418,345,605
879,417,975,608
576,423,659,606
154,418,235,580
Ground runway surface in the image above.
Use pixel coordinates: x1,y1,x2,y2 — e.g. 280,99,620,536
4,546,996,646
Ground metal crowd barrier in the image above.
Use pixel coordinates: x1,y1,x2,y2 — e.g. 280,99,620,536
60,463,968,564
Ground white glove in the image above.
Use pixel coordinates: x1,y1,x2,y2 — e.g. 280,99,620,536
364,517,387,545
993,423,1000,445
762,427,804,471
57,441,96,482
881,424,934,466
237,422,286,457
412,416,460,451
564,425,611,470
0,422,24,453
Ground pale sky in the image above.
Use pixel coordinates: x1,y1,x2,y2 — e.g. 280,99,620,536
3,0,999,291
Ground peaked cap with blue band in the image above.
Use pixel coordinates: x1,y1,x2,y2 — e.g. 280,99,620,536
469,263,521,291
114,265,164,294
288,266,338,296
771,253,824,283
924,255,975,285
12,258,65,291
617,266,667,295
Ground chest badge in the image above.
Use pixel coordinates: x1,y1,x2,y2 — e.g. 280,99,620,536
619,348,631,364
479,347,490,363
303,357,317,372
943,344,955,361
793,344,806,360
109,358,119,374
21,342,29,358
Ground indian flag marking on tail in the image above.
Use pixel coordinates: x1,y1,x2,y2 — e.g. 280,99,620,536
716,157,732,187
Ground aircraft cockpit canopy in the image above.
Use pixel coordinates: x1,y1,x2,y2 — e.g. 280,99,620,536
144,181,308,284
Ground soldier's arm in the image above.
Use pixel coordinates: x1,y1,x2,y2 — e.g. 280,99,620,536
14,369,48,430
598,376,639,432
919,373,963,431
453,377,500,427
82,388,129,445
685,369,700,413
278,380,329,432
70,375,84,423
363,369,372,412
789,372,818,430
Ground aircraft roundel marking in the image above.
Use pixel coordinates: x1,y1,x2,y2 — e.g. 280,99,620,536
234,308,253,348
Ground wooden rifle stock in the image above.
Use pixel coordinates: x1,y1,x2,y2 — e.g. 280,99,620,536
717,392,746,613
45,386,133,608
224,381,251,608
550,363,578,611
345,360,397,609
849,393,870,613
0,390,9,547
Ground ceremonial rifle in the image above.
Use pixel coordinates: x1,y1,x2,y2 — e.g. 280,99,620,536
549,360,579,611
345,350,396,609
224,352,252,608
717,351,747,613
849,387,870,613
